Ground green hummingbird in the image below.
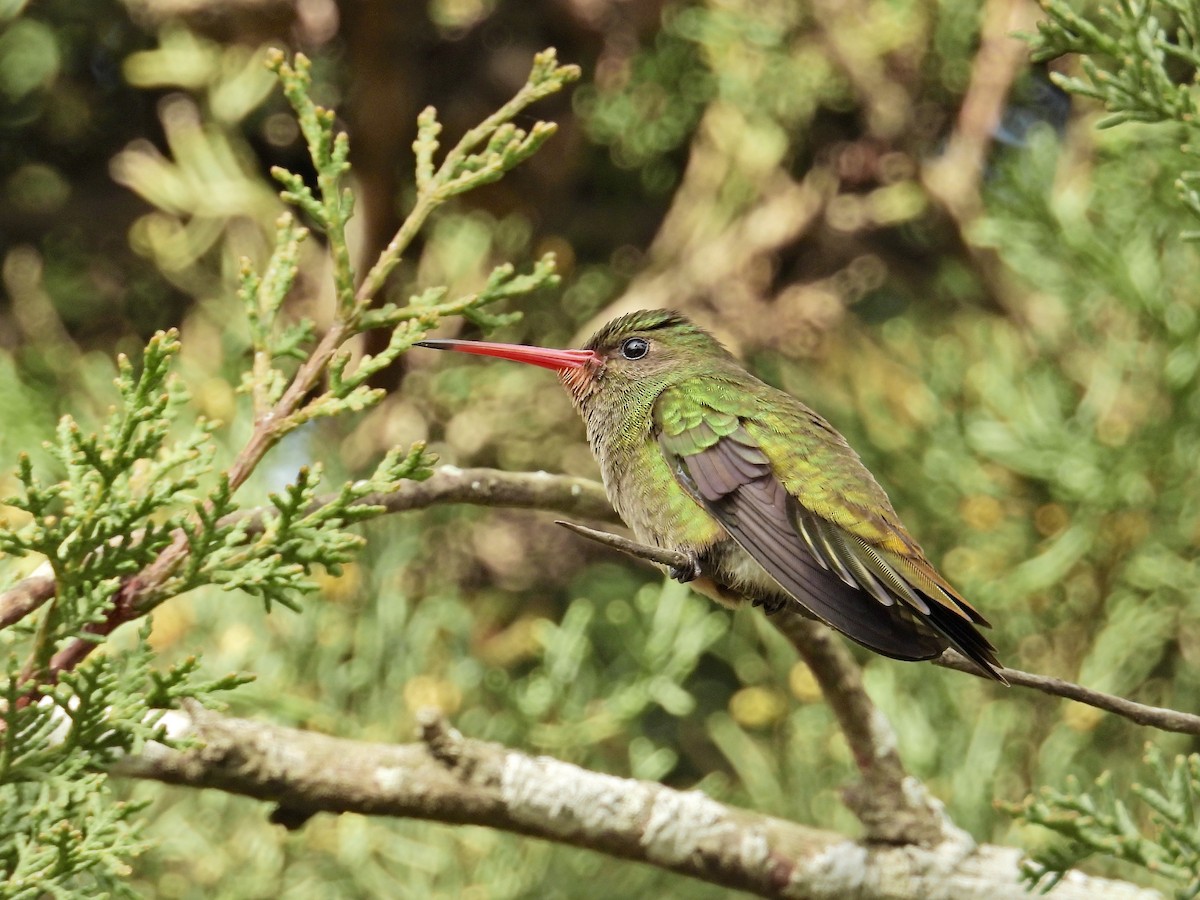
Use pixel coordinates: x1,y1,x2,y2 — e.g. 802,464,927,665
417,309,1005,682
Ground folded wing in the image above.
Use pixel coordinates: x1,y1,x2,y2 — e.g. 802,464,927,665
658,401,1004,681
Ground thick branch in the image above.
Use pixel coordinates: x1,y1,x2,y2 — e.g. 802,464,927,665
113,706,1160,900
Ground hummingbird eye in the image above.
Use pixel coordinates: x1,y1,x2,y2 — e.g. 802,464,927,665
619,337,649,360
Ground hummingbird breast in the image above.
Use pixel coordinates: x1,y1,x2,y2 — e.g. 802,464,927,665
580,396,780,606
580,393,723,549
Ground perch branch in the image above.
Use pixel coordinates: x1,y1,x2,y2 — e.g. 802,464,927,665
554,521,687,568
935,651,1200,736
111,705,1159,900
556,521,948,845
10,468,1199,740
366,466,617,522
553,519,1200,740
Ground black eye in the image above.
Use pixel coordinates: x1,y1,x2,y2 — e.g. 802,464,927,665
620,337,649,360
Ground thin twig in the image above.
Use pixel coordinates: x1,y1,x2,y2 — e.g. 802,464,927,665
936,651,1200,736
554,520,683,567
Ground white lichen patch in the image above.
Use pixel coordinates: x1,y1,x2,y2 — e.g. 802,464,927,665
438,465,463,476
642,789,768,870
866,707,898,759
500,753,648,838
264,737,310,778
157,709,196,742
790,840,868,899
372,766,406,793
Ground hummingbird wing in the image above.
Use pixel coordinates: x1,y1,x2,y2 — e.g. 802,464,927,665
655,383,1004,680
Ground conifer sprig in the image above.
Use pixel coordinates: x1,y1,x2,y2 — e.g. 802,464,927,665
0,42,578,894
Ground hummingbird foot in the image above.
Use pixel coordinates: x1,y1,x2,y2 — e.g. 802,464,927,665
751,595,789,616
668,552,702,584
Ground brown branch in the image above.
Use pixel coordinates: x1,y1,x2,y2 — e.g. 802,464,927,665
588,118,831,338
0,561,55,630
923,0,1037,221
921,0,1042,320
554,520,684,567
809,0,914,140
554,520,1200,740
1,467,614,640
936,651,1200,736
24,456,617,688
769,611,949,844
556,520,947,845
366,466,618,523
111,705,1160,900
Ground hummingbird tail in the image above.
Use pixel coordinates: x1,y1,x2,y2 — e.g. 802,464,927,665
920,601,1008,683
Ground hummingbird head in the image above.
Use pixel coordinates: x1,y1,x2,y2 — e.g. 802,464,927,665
416,309,735,411
561,309,736,408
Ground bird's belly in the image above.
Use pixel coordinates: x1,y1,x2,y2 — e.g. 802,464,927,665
704,539,790,604
606,471,724,553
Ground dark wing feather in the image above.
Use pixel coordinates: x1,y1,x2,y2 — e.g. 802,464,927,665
669,428,948,662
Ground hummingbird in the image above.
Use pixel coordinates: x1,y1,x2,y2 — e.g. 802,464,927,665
417,309,1005,682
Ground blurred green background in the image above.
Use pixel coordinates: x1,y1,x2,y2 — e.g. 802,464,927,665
2,0,1198,895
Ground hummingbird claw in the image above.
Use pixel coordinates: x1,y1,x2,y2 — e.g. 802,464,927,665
669,553,702,583
752,595,789,616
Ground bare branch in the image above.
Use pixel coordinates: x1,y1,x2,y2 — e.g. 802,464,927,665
112,706,1161,900
12,464,618,689
0,561,55,629
586,129,831,341
365,466,617,523
554,520,684,567
936,651,1200,736
1,466,616,638
11,468,1200,741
